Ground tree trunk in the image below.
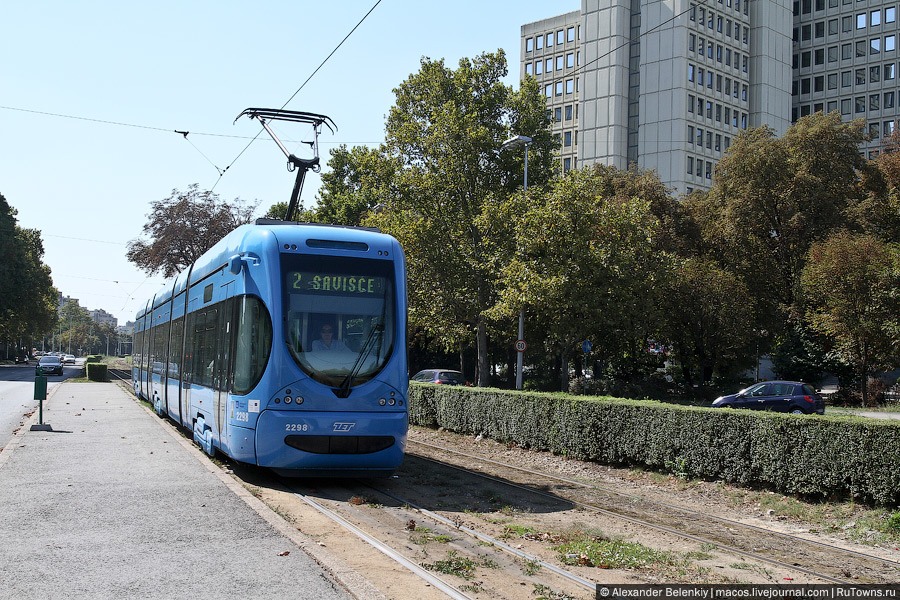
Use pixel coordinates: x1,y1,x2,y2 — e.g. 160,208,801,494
476,321,490,387
560,352,569,392
861,349,869,407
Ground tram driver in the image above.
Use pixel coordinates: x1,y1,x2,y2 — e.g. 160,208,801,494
312,321,349,352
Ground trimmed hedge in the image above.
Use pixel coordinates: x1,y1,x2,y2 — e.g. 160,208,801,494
408,384,900,506
86,363,107,382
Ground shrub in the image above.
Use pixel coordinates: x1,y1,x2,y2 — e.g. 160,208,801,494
408,384,900,505
86,363,107,382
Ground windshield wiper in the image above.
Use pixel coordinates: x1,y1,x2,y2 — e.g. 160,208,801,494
335,322,383,398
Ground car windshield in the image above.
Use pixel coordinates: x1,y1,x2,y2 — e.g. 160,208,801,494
40,357,59,364
283,255,395,388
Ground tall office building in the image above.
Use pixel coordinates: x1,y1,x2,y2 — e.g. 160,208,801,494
521,0,900,195
793,0,900,158
522,11,583,174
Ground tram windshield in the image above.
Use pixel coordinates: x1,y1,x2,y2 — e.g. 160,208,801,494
283,255,395,388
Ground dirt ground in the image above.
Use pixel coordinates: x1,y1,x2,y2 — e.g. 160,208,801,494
236,425,899,599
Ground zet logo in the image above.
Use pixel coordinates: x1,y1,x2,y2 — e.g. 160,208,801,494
333,422,356,432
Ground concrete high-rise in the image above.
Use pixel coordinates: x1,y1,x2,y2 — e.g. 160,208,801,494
792,0,900,158
519,0,900,195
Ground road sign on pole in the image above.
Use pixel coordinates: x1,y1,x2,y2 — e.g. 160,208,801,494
515,339,527,353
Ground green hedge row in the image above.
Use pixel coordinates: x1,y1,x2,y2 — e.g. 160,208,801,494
408,385,900,506
86,363,107,382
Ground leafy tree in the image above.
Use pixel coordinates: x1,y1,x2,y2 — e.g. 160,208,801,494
708,112,869,329
490,165,668,391
316,145,401,226
127,184,256,277
659,257,755,387
55,302,95,354
800,231,899,405
370,50,556,386
855,133,900,244
0,193,57,351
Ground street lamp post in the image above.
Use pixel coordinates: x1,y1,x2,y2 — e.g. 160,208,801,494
500,134,532,391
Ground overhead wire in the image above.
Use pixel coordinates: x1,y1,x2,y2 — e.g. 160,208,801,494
539,0,715,89
211,0,383,191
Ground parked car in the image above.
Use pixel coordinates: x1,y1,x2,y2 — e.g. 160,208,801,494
712,380,825,414
411,369,467,386
36,355,64,376
63,354,76,364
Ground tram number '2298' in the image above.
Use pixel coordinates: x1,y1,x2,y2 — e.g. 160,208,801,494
286,423,310,432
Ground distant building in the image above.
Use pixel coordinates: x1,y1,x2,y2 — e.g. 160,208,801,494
519,0,898,194
89,308,117,328
58,293,80,313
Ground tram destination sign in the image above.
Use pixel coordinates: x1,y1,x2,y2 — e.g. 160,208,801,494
288,272,386,297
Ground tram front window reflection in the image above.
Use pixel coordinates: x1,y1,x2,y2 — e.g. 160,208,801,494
283,256,395,387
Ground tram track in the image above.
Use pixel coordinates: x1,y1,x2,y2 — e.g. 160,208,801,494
275,476,600,599
406,435,900,586
259,444,896,600
110,373,898,596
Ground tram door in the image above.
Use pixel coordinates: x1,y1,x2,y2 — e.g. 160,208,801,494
214,289,234,449
141,316,152,400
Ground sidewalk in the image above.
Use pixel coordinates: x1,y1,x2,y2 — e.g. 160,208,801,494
0,382,382,600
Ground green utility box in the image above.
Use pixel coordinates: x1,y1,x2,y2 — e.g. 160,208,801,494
34,371,47,400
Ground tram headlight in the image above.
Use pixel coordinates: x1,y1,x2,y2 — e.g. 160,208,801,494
379,398,386,406
284,396,292,404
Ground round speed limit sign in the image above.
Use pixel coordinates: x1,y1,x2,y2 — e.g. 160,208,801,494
514,339,527,352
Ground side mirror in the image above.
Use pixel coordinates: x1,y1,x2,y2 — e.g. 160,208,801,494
228,254,243,275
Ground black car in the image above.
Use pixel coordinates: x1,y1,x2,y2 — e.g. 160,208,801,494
36,355,64,376
712,380,825,415
411,369,467,386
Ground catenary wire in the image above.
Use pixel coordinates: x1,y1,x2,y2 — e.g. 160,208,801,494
212,0,383,191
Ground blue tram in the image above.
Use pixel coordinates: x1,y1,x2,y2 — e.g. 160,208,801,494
132,219,408,476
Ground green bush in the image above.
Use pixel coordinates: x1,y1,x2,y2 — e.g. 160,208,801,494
85,355,103,364
86,362,107,382
408,384,900,505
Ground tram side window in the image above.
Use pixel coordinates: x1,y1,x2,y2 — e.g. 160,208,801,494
151,323,170,375
190,308,218,387
142,322,152,372
133,328,143,371
168,316,184,379
232,296,272,395
148,325,158,374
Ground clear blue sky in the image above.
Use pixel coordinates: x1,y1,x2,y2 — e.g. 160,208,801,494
1,1,569,326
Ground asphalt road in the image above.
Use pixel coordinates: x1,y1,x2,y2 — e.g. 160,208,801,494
0,361,81,448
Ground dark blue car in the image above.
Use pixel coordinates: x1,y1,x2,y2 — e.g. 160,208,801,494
36,355,64,376
712,380,825,415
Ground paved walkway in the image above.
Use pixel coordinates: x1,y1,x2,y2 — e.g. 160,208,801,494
0,382,382,600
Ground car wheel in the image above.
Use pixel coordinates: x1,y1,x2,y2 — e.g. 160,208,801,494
790,408,806,415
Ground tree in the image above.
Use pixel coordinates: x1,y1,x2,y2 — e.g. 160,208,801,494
490,165,669,391
56,302,95,355
127,184,256,277
316,145,401,226
708,112,870,328
659,257,755,386
800,231,899,405
371,50,556,386
0,193,57,351
855,132,900,244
